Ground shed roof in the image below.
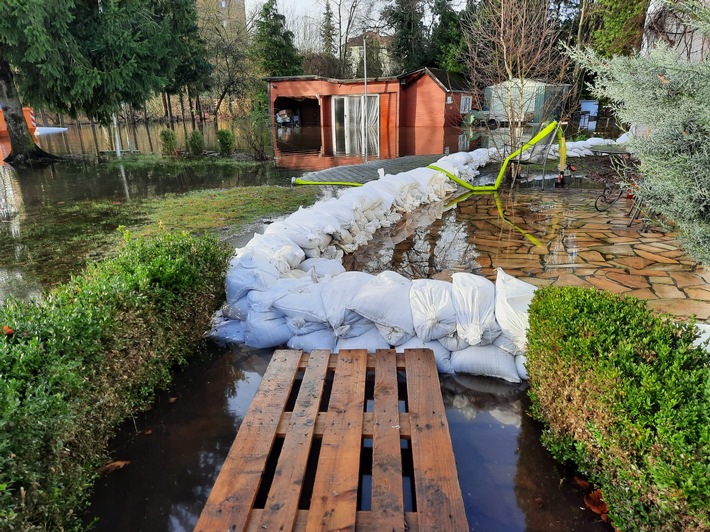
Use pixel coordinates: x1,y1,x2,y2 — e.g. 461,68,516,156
398,67,471,93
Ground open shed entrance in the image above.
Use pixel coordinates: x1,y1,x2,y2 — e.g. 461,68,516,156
274,97,321,127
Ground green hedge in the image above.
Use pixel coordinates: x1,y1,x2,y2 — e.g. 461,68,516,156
527,286,710,531
0,231,230,530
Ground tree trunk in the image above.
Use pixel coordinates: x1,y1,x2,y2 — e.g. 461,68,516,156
0,59,56,164
187,87,196,129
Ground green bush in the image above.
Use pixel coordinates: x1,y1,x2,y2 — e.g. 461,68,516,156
216,129,236,156
186,130,205,156
159,129,178,156
527,286,710,531
0,231,230,530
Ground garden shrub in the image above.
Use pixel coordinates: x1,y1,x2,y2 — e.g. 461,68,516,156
159,129,178,156
216,129,236,156
0,231,230,531
187,130,205,156
526,286,710,531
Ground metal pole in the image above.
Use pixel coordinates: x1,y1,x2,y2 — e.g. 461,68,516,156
363,36,368,163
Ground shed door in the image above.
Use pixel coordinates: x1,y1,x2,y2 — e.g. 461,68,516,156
332,95,379,156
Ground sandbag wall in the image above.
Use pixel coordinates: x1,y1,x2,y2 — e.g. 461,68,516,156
210,140,614,382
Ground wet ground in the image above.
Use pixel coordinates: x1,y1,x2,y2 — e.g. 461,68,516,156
83,174,710,531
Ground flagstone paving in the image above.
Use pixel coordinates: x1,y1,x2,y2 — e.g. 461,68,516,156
343,187,710,322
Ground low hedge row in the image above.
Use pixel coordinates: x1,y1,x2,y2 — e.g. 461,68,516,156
0,231,230,530
527,286,710,531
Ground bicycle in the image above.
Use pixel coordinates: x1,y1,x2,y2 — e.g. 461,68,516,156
594,182,625,211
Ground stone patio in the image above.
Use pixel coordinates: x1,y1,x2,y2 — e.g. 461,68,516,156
344,186,710,322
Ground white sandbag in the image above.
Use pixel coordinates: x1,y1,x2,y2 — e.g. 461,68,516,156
396,336,453,374
333,315,376,339
272,280,328,323
438,331,470,352
348,271,414,346
241,232,305,269
452,272,501,345
322,271,376,329
286,316,330,336
693,322,710,350
288,329,337,352
334,327,390,353
244,310,292,349
495,268,537,353
298,258,345,277
493,334,525,357
246,277,313,312
225,253,281,303
450,344,521,383
222,295,250,320
209,319,245,344
264,220,333,250
515,354,529,380
409,279,457,341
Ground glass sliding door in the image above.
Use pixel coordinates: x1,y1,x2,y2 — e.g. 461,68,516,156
331,95,379,156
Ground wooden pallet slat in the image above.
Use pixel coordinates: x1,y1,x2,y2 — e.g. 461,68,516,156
371,349,406,530
306,349,368,531
405,348,468,531
195,349,303,531
197,348,468,532
257,349,331,531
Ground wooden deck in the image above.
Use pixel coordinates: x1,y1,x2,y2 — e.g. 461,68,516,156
195,348,468,531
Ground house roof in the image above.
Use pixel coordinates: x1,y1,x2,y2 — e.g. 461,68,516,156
398,67,471,93
346,32,394,47
263,74,398,83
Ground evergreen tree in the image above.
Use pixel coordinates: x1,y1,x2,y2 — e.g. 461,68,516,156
573,2,710,264
429,0,465,72
322,1,337,57
0,0,204,163
383,0,429,72
591,0,650,56
251,0,304,77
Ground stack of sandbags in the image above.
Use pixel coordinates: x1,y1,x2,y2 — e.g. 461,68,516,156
210,147,553,382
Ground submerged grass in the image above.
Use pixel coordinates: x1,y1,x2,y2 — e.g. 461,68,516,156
0,186,318,289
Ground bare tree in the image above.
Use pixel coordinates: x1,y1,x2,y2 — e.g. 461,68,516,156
200,1,255,118
462,0,574,158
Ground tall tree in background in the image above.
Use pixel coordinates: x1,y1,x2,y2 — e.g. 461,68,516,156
0,0,199,164
322,1,338,56
200,1,254,118
591,0,650,56
251,0,303,77
383,0,429,72
429,0,465,73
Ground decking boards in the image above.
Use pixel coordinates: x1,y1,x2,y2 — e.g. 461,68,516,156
195,348,468,531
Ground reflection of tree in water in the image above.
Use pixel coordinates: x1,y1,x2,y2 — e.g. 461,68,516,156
342,200,480,277
514,394,613,531
85,343,267,531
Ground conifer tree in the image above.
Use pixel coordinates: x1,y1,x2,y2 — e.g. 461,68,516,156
322,2,338,57
251,0,304,77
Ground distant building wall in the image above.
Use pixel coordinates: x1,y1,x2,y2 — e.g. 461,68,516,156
642,0,709,60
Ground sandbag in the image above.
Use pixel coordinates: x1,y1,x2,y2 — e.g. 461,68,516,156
333,315,376,339
286,316,330,336
438,331,470,352
348,271,414,346
209,319,245,344
409,279,457,341
495,268,536,353
244,310,291,349
272,280,328,324
298,257,346,278
396,336,453,374
246,277,313,313
222,296,250,320
334,327,390,353
515,354,528,380
241,232,305,269
452,272,501,345
288,329,337,352
450,344,521,383
225,252,281,303
322,271,375,329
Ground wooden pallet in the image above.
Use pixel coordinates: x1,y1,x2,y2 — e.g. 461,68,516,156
195,348,468,531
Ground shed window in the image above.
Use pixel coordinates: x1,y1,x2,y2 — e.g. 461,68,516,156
446,95,453,104
460,95,473,114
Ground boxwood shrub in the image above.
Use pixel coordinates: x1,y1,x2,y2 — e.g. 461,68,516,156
527,286,710,531
0,231,230,530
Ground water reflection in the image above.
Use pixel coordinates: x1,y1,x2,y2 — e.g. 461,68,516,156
86,344,272,531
